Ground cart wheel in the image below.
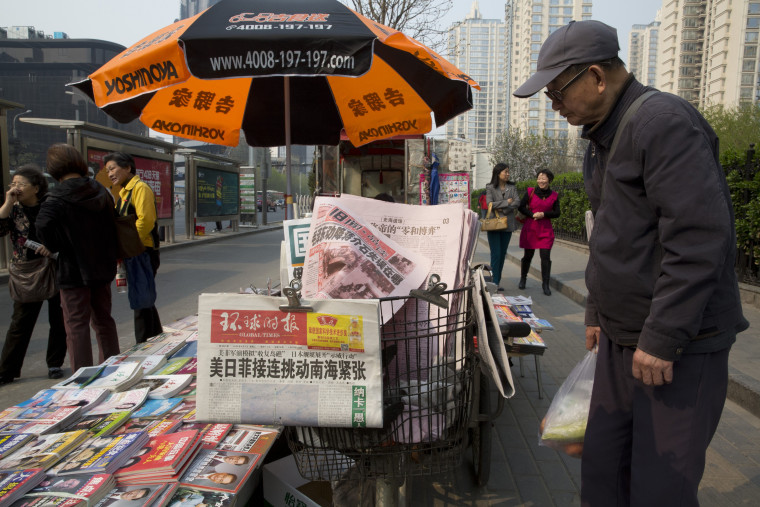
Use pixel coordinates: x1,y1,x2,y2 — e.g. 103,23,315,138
471,373,492,486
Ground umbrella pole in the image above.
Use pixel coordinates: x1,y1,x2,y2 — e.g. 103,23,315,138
285,76,293,220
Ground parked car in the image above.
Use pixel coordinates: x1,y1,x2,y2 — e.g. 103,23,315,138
276,198,285,208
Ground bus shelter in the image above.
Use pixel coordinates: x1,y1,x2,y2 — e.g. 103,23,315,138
0,99,26,269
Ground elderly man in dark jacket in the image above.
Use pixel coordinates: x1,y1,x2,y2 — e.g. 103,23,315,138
514,21,749,506
36,144,120,371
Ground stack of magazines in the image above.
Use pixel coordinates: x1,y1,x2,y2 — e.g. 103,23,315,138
0,318,283,506
12,473,116,507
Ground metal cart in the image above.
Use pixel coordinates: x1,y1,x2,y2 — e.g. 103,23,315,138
284,280,481,505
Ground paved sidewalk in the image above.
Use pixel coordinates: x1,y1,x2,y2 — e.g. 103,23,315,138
505,238,760,419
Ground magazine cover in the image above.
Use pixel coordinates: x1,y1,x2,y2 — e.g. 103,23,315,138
164,486,233,507
57,432,150,475
109,418,179,437
87,389,151,416
174,357,197,376
163,398,196,421
181,423,232,448
51,366,106,390
153,357,190,375
179,449,260,494
0,469,46,506
13,388,109,412
129,398,183,419
0,431,88,471
131,375,193,399
91,483,166,507
86,363,143,392
115,430,201,481
170,340,197,359
0,435,34,460
0,406,83,436
216,425,280,456
12,473,115,507
64,411,131,437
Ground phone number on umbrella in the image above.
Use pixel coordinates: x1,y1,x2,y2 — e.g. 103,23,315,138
209,50,356,72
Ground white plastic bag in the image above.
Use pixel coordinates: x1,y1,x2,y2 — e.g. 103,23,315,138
539,350,596,457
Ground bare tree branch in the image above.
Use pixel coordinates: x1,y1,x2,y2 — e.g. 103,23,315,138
346,0,454,51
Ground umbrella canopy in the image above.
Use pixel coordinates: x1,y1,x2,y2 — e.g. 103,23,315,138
72,0,479,149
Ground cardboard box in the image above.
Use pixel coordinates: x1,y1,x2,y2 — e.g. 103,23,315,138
263,455,332,507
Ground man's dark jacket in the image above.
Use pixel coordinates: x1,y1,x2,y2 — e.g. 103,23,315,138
582,77,748,361
36,177,118,289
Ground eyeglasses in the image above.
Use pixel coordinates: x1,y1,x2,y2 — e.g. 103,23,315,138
544,66,590,102
8,182,30,189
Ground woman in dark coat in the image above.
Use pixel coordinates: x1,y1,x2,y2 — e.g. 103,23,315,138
0,165,67,383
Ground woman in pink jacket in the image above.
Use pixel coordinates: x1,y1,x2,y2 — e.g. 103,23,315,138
517,169,561,295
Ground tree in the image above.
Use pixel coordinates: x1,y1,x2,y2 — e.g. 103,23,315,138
489,126,586,182
346,0,454,51
701,103,760,164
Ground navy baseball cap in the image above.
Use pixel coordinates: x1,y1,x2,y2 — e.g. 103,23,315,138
513,20,620,98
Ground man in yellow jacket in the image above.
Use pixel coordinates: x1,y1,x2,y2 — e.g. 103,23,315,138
106,152,162,342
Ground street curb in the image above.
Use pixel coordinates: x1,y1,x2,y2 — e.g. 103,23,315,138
0,224,284,286
492,238,760,418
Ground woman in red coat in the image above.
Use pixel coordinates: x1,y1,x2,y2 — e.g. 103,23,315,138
517,169,561,295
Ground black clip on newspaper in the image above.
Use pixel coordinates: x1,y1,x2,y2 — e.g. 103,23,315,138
409,274,448,309
279,279,314,313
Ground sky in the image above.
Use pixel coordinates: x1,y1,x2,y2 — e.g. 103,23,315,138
4,0,664,61
3,0,664,137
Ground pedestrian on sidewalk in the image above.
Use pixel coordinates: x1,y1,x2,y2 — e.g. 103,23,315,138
514,20,749,506
0,165,67,384
478,191,488,219
37,144,121,371
485,163,519,290
105,152,163,343
516,169,560,295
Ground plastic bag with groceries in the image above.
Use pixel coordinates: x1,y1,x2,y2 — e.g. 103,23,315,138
539,350,596,458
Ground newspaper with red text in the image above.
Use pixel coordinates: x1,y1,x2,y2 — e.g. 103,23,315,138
196,293,383,428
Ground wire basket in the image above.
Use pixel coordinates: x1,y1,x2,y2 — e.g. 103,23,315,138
285,284,477,480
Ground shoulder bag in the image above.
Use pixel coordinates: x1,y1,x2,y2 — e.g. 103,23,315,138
480,202,509,231
8,256,58,303
115,188,146,259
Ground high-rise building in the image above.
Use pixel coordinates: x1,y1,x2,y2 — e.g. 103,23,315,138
445,2,507,150
658,0,760,107
506,0,592,138
0,27,146,168
628,20,661,87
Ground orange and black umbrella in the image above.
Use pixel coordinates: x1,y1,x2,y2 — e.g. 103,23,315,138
72,0,479,149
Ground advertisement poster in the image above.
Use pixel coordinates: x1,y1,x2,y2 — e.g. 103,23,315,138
196,166,239,217
419,172,470,206
196,294,383,428
239,173,256,214
87,148,173,219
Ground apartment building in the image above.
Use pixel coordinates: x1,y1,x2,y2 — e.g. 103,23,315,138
506,0,592,138
629,20,661,87
658,0,760,107
446,2,508,150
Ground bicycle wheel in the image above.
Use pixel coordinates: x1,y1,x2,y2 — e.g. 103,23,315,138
471,373,492,486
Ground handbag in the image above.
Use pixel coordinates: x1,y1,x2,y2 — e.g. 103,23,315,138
516,187,533,224
115,188,146,259
115,214,146,259
8,256,58,303
480,203,509,231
